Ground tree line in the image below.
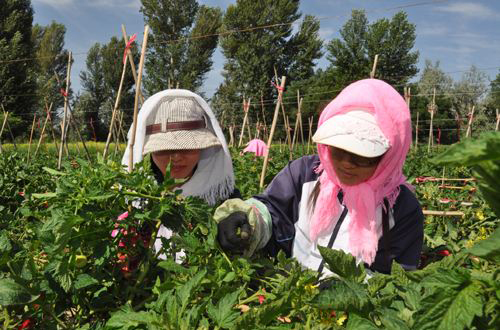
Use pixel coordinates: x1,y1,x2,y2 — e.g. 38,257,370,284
1,0,498,143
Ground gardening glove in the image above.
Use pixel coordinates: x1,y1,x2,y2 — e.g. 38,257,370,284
214,198,272,257
217,211,252,252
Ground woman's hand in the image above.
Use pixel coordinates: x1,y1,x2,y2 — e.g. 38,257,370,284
217,211,252,252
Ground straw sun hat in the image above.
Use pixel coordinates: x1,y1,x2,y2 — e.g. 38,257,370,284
142,96,221,155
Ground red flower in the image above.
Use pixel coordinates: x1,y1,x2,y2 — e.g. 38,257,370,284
18,191,25,197
437,249,451,256
258,294,265,304
18,318,33,330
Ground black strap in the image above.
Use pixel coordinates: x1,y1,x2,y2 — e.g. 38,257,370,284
382,198,391,263
316,206,349,275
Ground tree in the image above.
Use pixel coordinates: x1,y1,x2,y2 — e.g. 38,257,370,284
415,60,455,144
214,0,323,136
0,0,36,132
326,10,419,89
140,0,222,94
78,37,138,141
32,21,70,119
451,65,489,136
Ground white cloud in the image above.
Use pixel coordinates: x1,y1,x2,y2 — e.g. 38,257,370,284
418,24,449,37
436,2,500,19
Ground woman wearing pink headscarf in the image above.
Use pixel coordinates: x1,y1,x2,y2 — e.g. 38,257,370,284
215,79,423,275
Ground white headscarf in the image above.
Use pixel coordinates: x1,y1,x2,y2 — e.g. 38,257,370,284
121,89,235,205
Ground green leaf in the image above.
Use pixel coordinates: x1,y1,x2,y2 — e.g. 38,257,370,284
32,192,57,199
74,274,99,290
318,246,366,282
468,226,500,263
222,271,236,282
379,308,411,330
421,268,470,290
42,167,67,176
413,283,483,330
106,304,161,329
157,260,190,274
207,290,240,329
0,232,12,253
346,312,379,330
312,279,371,312
0,278,37,306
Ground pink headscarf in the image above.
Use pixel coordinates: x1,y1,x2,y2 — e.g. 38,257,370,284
310,79,412,265
243,139,268,156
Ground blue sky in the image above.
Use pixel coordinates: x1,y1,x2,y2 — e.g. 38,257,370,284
31,0,500,97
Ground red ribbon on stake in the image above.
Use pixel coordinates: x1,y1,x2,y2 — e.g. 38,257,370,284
271,77,284,92
60,88,68,97
123,33,137,64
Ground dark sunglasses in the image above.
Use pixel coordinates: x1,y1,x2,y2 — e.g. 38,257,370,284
330,147,382,168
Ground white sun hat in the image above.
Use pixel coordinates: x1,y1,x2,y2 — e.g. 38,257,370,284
142,96,221,155
312,109,390,157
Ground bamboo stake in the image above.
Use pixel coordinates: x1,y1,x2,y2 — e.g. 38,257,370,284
246,99,252,142
370,54,379,79
465,105,475,138
260,91,267,141
404,87,412,147
1,104,17,150
58,52,72,169
415,110,419,150
0,111,8,153
67,111,92,162
427,88,436,153
422,210,464,217
118,110,127,143
34,103,53,157
259,76,286,188
285,114,293,160
495,109,499,131
238,98,250,147
292,90,303,150
128,25,149,172
228,125,234,147
121,25,144,104
103,34,130,160
27,113,37,162
45,100,59,153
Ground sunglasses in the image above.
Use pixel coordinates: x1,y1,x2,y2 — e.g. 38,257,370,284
330,147,382,168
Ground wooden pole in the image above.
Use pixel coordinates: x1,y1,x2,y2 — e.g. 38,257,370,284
415,111,419,150
34,103,53,157
228,125,234,147
404,87,412,147
103,35,130,160
45,100,59,153
259,76,286,188
307,116,313,154
238,98,250,147
67,110,92,162
466,105,475,138
285,114,293,160
128,25,149,172
58,51,72,169
0,111,9,153
422,210,464,217
495,109,499,131
370,54,379,79
427,88,436,153
246,99,252,142
27,113,37,162
1,104,17,150
121,25,144,104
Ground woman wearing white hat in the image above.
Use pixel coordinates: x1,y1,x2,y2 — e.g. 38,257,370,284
215,79,423,276
122,89,240,260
